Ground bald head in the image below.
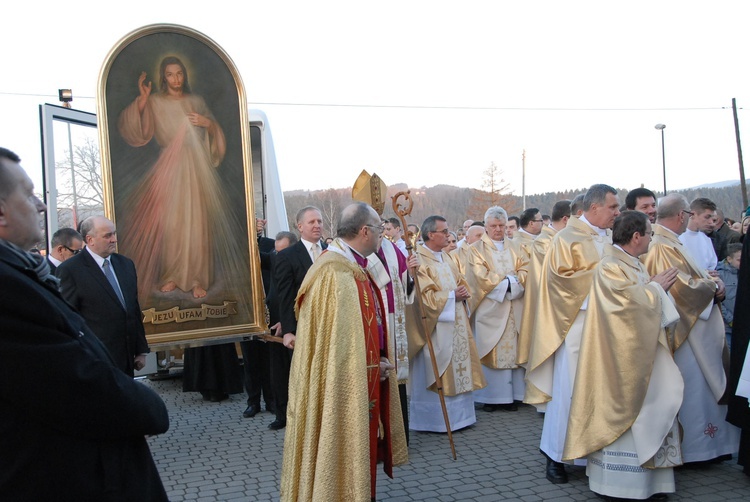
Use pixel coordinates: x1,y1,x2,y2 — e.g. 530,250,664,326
80,215,118,258
465,225,486,245
656,193,689,220
336,202,381,256
656,193,690,235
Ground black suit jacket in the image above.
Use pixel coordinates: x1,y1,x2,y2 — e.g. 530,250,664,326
46,257,57,275
274,240,322,334
0,244,168,500
57,249,149,376
258,235,275,296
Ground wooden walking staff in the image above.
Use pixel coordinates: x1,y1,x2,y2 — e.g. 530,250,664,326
392,190,457,460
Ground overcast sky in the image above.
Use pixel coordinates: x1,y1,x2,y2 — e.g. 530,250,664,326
3,1,750,197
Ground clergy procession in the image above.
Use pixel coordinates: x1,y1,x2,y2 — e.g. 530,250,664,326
5,140,750,502
199,182,750,502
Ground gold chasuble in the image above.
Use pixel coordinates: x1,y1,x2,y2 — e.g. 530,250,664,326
643,225,740,465
517,225,557,366
524,216,610,405
563,246,682,463
280,243,407,502
449,242,481,277
641,224,715,351
512,230,536,264
465,233,528,369
406,245,485,396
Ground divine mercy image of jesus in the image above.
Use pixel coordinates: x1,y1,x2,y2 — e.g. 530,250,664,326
110,49,257,340
118,56,225,299
98,25,266,345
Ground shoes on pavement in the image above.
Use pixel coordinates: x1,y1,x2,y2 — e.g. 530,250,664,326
497,402,519,411
649,494,669,500
594,493,668,501
210,392,229,402
545,457,568,484
268,419,286,430
243,404,261,418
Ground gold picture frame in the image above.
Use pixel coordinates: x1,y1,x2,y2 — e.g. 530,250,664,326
96,24,267,349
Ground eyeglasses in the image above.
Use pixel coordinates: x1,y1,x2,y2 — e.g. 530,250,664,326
532,219,544,223
63,245,81,255
681,210,695,217
431,228,450,235
364,224,385,235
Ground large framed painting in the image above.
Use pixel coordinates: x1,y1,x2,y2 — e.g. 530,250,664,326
96,24,267,349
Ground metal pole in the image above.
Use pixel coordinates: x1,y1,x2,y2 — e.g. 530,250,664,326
732,98,748,211
655,124,667,195
522,149,526,211
67,122,79,228
661,129,666,195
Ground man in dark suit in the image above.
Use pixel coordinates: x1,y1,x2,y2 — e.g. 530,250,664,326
0,147,169,499
58,215,149,377
46,227,83,274
261,230,298,428
271,206,324,430
240,218,277,418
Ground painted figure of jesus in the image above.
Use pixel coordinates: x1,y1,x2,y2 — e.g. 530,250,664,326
118,56,226,299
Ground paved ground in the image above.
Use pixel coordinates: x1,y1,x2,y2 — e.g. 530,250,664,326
143,376,750,501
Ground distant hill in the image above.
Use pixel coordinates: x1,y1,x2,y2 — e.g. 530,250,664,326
683,180,740,190
282,182,749,235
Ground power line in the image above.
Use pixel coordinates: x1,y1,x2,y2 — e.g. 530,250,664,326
248,101,731,112
0,90,738,111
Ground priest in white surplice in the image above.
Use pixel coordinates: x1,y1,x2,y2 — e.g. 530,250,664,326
406,215,486,432
565,211,684,500
464,207,528,412
524,184,620,484
642,193,740,464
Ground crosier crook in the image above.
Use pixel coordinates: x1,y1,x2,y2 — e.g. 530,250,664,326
392,190,457,460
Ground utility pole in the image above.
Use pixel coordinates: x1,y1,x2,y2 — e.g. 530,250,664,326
732,98,748,211
522,149,526,211
654,124,667,195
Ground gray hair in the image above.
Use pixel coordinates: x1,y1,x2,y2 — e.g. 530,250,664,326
78,216,98,240
295,206,321,224
583,184,618,211
421,215,447,242
657,193,689,220
570,194,585,215
51,227,83,248
484,206,508,223
275,231,298,246
336,202,376,239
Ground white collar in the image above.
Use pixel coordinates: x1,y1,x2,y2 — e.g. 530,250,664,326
86,246,109,268
301,238,320,250
421,244,444,262
579,214,608,236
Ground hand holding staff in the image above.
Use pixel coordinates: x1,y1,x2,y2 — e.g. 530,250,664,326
392,190,457,460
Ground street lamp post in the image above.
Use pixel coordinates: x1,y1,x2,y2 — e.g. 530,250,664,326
655,123,666,195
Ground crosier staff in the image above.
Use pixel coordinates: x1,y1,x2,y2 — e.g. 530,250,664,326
392,190,457,460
